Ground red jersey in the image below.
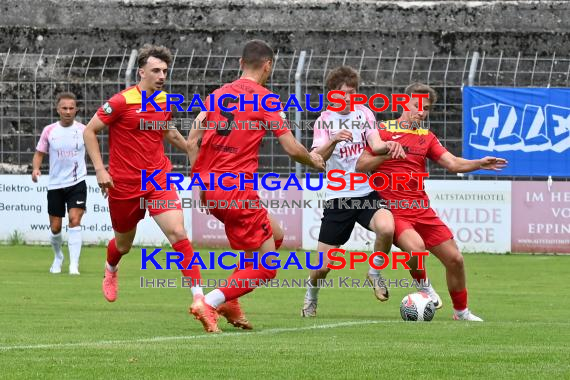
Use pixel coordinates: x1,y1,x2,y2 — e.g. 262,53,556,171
192,78,290,187
369,119,448,216
96,85,172,185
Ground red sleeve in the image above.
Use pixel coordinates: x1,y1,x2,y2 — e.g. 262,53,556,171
96,93,126,125
426,133,448,161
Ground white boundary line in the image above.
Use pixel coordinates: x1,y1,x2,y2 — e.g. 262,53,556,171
0,320,383,351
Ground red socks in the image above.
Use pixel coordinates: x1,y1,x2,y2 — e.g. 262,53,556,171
106,238,122,267
173,239,202,285
410,269,427,283
449,288,468,311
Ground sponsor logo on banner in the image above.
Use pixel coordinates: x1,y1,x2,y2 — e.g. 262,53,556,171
511,181,570,254
463,87,570,177
425,180,511,253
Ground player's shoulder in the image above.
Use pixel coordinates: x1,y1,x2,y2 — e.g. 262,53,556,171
113,85,168,106
41,122,59,134
316,109,335,122
73,121,87,131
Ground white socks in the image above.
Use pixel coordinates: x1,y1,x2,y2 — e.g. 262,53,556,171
68,226,82,274
305,278,320,301
368,254,385,277
49,231,64,273
50,227,82,274
191,286,204,298
204,289,225,308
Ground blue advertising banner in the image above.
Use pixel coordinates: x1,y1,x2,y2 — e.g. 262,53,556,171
463,87,570,177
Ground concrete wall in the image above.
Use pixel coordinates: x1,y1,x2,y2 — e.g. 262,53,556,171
1,0,569,55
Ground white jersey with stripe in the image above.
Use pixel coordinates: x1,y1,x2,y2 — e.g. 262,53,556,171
36,121,87,190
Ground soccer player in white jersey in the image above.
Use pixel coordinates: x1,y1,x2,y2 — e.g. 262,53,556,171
32,92,87,275
301,66,406,317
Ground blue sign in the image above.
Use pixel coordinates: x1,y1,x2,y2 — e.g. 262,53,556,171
463,87,570,177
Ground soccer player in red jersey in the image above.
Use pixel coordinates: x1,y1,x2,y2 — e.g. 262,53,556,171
356,83,507,321
83,44,203,307
187,40,325,333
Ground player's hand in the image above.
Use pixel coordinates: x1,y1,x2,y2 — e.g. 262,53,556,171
331,130,353,144
309,151,325,171
31,169,41,183
199,189,210,215
385,141,406,159
479,157,508,171
95,168,114,198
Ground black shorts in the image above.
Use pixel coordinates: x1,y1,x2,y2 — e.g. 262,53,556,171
47,180,87,217
318,191,388,246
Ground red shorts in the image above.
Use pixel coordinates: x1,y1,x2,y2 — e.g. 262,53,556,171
204,188,273,250
108,181,181,233
393,208,454,249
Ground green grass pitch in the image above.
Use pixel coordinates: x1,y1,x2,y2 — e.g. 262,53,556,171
1,245,569,379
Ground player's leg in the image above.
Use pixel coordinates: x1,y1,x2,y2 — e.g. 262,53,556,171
66,181,87,275
152,209,203,299
301,241,339,317
208,236,277,329
269,214,284,249
102,227,136,302
67,208,84,274
103,194,144,302
192,189,274,332
47,188,65,274
395,226,443,309
428,239,482,321
302,198,357,317
363,207,394,301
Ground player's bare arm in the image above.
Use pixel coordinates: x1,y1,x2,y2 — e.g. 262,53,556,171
31,150,45,182
84,114,113,196
355,149,392,172
278,131,325,171
313,129,353,161
186,111,207,169
163,129,187,152
366,130,406,159
437,152,508,173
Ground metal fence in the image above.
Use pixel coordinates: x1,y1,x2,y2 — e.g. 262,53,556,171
1,49,568,179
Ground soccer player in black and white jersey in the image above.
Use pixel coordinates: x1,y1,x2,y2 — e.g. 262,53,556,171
32,92,87,275
301,66,406,317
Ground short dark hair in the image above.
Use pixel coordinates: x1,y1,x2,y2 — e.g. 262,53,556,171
241,40,274,69
137,44,172,68
325,66,359,92
55,92,77,106
405,82,438,106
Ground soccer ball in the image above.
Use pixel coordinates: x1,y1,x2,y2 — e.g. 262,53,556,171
400,292,436,321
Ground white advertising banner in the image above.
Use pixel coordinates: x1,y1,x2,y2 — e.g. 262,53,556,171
424,180,511,253
0,175,192,245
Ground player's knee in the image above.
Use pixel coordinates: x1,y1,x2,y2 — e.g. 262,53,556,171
50,227,62,235
372,216,394,239
315,266,331,279
446,253,464,270
68,218,81,228
170,225,188,242
115,241,132,255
